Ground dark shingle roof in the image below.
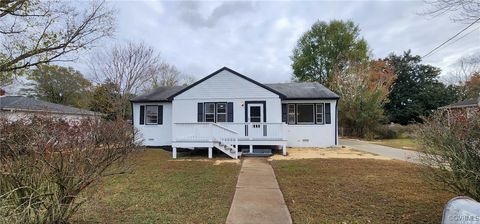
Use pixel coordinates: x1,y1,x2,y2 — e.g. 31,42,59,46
265,82,339,99
130,86,187,102
442,97,479,109
131,82,339,102
0,96,98,116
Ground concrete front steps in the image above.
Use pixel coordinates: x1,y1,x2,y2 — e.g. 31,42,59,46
241,148,273,157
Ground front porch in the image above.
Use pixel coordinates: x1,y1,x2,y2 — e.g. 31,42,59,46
171,122,288,159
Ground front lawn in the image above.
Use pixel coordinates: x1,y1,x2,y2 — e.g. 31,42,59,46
272,159,453,223
74,149,240,223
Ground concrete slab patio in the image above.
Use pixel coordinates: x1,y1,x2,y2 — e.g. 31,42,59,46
226,158,292,224
340,138,422,163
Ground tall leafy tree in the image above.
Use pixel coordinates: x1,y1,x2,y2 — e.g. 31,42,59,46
25,65,92,108
464,73,480,99
385,51,458,124
332,60,396,137
89,81,121,120
291,20,369,87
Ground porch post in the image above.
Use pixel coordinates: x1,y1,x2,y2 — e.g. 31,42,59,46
249,145,253,153
282,144,287,156
208,147,212,159
173,147,177,159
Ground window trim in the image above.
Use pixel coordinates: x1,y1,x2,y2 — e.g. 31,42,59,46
287,104,296,124
216,102,227,123
316,103,324,124
145,105,159,125
204,102,216,122
296,104,315,124
285,103,329,125
203,102,230,123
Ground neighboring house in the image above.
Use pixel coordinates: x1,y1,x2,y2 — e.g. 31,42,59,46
440,96,480,124
0,96,100,123
131,67,340,159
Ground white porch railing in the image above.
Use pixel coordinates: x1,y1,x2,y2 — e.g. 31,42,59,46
173,122,286,142
173,122,240,158
221,123,286,140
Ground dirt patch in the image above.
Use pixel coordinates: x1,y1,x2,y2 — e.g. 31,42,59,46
269,147,391,161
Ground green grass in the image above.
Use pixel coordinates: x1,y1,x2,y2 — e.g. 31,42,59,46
272,158,454,224
73,149,240,224
369,138,423,152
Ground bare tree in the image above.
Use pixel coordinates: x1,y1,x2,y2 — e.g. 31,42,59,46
151,63,197,87
89,42,162,119
153,63,182,87
422,0,480,22
182,74,197,86
0,1,115,75
448,54,480,99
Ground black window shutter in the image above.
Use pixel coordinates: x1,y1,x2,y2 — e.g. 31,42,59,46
157,105,163,124
139,105,145,125
227,102,234,122
281,104,287,123
325,103,331,124
197,103,204,122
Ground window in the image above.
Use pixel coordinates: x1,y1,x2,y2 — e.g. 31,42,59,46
286,103,329,125
296,104,315,124
205,102,215,122
249,106,261,122
216,103,227,122
145,105,158,124
316,103,324,124
288,104,296,124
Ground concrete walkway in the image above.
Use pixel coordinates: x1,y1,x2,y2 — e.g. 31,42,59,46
340,139,422,163
226,158,292,224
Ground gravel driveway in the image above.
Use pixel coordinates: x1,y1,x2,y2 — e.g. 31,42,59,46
340,139,423,164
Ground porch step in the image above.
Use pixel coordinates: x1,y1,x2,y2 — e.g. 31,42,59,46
241,148,273,157
242,152,272,157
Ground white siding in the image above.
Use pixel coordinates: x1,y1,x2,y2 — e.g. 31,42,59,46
132,102,172,146
174,70,279,100
172,70,282,141
283,100,338,147
172,98,281,124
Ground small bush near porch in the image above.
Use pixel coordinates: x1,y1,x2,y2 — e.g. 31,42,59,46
74,150,240,223
272,159,454,223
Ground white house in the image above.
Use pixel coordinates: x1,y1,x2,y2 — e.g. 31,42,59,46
0,96,101,123
131,67,339,159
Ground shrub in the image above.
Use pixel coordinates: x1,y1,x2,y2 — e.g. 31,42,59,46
417,110,480,201
0,116,143,223
373,123,418,139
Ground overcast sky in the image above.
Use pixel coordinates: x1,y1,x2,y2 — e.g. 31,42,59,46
78,0,480,84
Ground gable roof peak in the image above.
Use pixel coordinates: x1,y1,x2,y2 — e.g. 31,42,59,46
167,67,286,100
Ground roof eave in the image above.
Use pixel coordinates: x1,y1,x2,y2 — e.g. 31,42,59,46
130,99,172,103
440,104,478,109
282,96,340,100
0,108,100,116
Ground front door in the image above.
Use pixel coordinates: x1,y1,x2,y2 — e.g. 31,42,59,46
247,104,264,137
